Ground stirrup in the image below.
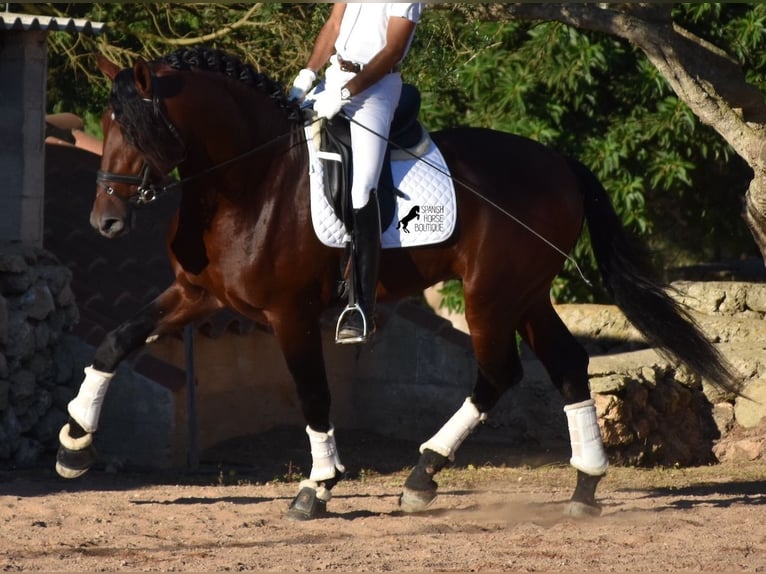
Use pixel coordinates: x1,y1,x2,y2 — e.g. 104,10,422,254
335,303,371,344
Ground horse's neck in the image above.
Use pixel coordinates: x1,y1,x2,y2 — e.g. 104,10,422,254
178,119,309,219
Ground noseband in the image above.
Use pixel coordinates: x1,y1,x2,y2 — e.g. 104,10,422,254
96,163,166,205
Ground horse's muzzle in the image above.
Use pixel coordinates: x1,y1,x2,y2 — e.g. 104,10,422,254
91,211,133,239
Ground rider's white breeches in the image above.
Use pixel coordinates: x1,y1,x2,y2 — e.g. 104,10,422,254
311,61,402,209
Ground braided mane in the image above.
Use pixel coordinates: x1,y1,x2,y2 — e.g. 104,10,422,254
156,46,298,116
109,46,301,169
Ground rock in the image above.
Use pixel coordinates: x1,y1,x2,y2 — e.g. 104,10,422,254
0,379,9,411
9,369,36,404
13,437,41,468
0,252,28,274
0,294,7,345
711,402,735,435
0,245,79,466
713,419,766,462
734,377,766,428
23,284,55,321
32,407,67,446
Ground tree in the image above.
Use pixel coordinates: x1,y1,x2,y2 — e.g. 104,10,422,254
405,5,756,302
448,3,766,266
38,3,330,130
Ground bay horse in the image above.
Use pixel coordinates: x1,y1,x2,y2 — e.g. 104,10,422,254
57,47,737,520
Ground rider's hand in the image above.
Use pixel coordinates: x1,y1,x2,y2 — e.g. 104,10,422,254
288,68,317,102
312,87,350,120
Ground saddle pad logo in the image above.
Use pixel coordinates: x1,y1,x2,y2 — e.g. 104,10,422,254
397,205,449,235
306,126,457,249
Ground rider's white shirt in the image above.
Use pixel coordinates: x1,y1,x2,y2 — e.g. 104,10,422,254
335,3,423,65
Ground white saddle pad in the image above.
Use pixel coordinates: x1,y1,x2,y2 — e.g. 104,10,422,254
305,124,456,249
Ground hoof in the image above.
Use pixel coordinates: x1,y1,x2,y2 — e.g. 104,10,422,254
55,443,96,479
285,486,327,521
399,487,437,513
563,500,602,518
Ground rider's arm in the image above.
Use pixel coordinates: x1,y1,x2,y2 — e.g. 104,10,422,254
305,4,346,74
343,15,417,97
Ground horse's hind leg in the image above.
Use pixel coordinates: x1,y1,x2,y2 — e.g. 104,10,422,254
400,306,523,512
520,298,607,517
56,282,220,478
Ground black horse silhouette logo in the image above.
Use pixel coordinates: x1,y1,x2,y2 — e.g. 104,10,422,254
396,205,420,233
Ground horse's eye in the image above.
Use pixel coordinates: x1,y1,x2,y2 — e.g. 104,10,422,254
106,186,115,196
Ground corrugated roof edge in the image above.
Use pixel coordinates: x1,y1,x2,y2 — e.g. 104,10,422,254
0,11,105,34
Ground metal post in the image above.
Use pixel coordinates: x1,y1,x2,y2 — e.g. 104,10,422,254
184,323,199,470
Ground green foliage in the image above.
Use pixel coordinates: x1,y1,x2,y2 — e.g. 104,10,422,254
412,5,758,306
39,3,761,308
40,3,331,131
436,279,466,315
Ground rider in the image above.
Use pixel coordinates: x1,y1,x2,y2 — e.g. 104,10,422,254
288,3,424,344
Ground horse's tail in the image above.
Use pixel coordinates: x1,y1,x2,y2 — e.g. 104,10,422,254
571,158,740,394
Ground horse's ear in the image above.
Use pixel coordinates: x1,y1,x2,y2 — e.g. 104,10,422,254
132,57,153,99
96,53,121,81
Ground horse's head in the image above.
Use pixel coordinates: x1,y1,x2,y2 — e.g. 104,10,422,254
91,55,180,238
91,47,303,239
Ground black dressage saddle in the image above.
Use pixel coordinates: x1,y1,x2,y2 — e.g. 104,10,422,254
316,83,424,230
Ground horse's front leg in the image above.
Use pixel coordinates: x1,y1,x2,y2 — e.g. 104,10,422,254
268,306,342,521
56,281,220,478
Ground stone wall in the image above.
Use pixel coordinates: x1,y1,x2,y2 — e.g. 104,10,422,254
536,282,766,466
0,244,79,467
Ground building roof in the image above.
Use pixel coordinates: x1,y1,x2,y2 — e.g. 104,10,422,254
0,11,105,34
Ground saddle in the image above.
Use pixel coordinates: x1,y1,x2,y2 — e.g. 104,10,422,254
317,83,425,230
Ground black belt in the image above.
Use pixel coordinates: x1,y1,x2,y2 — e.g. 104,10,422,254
337,55,400,74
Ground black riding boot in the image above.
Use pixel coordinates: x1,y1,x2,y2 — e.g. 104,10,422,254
336,195,381,344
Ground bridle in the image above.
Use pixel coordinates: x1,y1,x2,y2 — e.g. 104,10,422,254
96,68,303,207
95,70,187,206
96,163,166,205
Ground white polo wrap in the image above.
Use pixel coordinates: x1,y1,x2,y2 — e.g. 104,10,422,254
419,397,487,461
564,399,609,476
306,425,345,482
67,365,114,433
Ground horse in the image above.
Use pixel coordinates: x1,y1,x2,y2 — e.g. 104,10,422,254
396,205,420,233
56,46,737,520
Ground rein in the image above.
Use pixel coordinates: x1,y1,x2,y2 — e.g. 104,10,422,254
98,129,299,206
339,112,592,286
100,84,588,285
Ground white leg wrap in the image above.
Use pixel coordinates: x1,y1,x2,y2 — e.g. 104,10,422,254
306,425,345,482
419,397,487,461
67,366,114,433
564,399,609,476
